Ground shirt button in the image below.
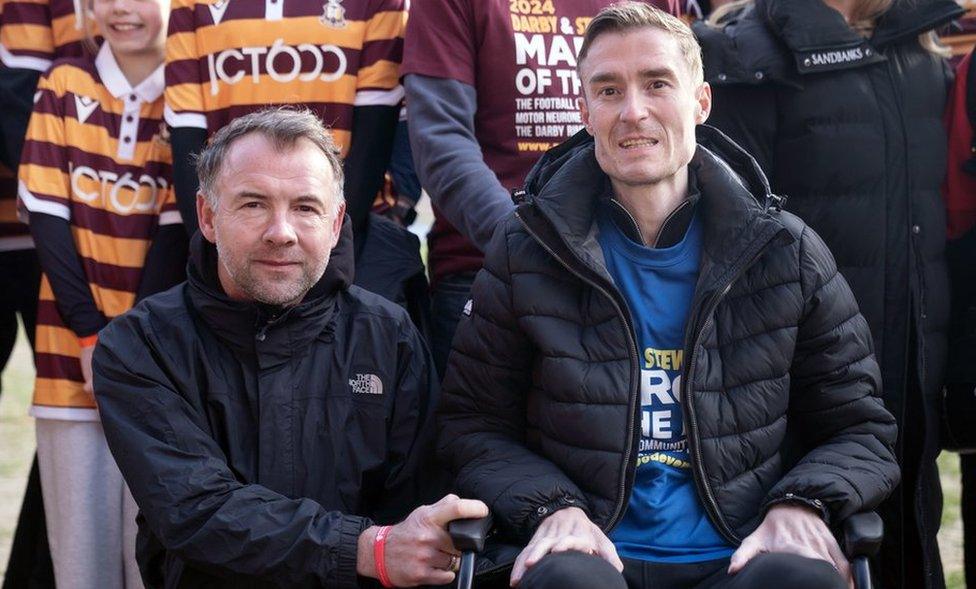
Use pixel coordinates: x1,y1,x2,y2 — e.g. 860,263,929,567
754,71,765,80
717,73,728,81
125,115,134,123
256,332,266,342
122,136,131,143
129,94,137,102
537,506,549,516
912,224,921,234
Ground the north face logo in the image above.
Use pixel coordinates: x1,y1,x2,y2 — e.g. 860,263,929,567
349,373,383,395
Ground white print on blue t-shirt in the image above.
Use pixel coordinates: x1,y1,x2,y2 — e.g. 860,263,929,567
597,206,735,564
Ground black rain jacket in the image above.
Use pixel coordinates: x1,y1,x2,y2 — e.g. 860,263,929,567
693,1,961,585
439,127,899,566
93,224,442,589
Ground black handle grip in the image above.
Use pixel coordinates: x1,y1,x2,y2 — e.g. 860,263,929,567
843,512,883,559
448,515,493,553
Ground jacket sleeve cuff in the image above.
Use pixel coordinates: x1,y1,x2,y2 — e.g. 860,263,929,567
763,493,831,524
522,494,590,538
334,515,372,589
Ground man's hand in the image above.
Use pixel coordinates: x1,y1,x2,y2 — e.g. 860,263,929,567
729,504,852,588
357,494,488,587
510,506,622,587
80,344,96,403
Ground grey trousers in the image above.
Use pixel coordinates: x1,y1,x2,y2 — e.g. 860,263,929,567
36,419,142,589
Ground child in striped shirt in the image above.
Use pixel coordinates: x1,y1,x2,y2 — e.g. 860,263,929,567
17,0,183,585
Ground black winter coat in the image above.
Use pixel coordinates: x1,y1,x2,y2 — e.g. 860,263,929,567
93,226,441,589
693,1,961,586
439,127,899,556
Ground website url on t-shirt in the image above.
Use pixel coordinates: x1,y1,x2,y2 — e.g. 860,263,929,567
517,141,558,152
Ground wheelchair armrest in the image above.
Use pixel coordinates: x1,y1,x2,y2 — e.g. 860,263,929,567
842,512,883,559
448,514,494,553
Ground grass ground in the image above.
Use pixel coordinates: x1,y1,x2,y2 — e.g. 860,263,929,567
0,325,967,586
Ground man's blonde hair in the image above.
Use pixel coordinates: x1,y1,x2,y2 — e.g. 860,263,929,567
577,1,704,86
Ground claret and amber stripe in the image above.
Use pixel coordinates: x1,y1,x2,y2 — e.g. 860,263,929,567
164,0,406,134
19,46,177,419
0,0,94,70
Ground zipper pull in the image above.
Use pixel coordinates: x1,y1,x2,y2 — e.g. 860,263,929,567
766,193,788,213
511,187,529,204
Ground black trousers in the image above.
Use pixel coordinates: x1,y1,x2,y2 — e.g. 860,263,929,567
0,249,54,589
519,551,846,589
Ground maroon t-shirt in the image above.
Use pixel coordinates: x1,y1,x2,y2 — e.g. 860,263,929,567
403,0,677,281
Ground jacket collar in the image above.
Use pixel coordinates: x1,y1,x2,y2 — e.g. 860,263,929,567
186,218,354,362
759,0,962,73
521,125,789,291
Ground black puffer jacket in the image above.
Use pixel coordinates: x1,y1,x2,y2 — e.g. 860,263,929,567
693,2,961,585
439,127,899,550
93,225,441,589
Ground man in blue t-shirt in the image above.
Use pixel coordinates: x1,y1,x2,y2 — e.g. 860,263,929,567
437,2,899,589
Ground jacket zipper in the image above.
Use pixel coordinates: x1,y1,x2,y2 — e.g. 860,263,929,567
515,209,642,533
681,228,783,544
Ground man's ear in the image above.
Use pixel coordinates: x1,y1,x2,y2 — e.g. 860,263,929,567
332,200,346,246
578,95,592,133
197,192,217,243
695,82,712,125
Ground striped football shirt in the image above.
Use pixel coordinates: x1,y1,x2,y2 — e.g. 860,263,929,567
1,0,99,248
0,0,92,71
164,0,406,154
19,44,180,420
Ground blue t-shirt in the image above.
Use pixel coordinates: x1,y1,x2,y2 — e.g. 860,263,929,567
598,207,735,563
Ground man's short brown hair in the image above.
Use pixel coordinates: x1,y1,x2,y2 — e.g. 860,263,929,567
577,1,704,86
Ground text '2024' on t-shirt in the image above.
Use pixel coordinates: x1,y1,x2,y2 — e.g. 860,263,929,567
597,206,735,563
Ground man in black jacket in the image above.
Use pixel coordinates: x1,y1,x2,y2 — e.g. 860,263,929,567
92,108,486,588
439,4,899,588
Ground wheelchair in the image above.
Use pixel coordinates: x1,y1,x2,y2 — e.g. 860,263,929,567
448,511,883,589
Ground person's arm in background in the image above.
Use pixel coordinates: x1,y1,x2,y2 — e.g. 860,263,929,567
402,0,514,253
19,71,106,396
164,0,207,237
0,0,55,170
343,0,406,240
135,190,187,301
405,74,512,252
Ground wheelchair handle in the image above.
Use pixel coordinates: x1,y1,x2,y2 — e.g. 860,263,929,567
448,515,493,589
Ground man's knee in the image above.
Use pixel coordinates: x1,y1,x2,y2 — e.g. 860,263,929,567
519,551,626,589
739,553,846,589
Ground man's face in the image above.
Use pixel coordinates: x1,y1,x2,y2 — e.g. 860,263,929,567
578,28,711,190
197,134,345,307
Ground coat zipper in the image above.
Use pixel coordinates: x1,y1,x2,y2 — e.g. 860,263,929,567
681,228,784,544
515,209,642,533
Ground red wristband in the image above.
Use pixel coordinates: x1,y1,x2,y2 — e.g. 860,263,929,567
78,334,98,348
373,525,394,588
